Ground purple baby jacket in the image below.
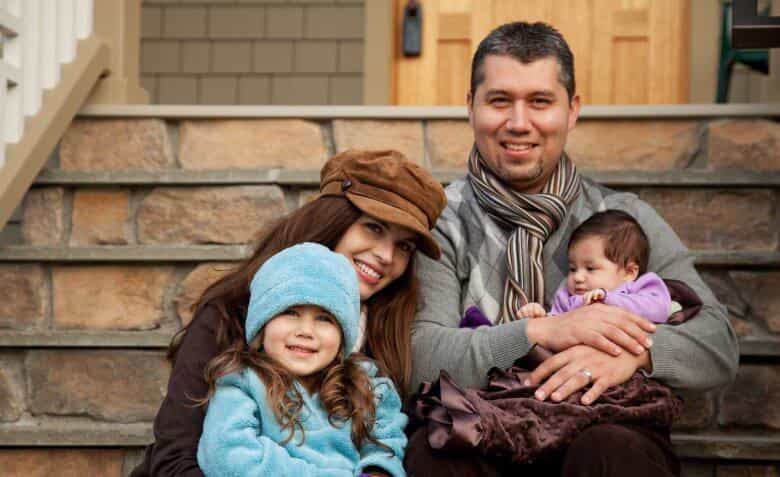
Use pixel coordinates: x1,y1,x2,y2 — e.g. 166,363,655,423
549,272,671,323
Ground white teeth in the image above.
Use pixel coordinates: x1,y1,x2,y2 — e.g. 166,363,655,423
355,260,381,279
505,143,532,151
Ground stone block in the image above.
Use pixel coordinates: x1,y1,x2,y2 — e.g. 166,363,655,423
0,449,124,477
566,120,700,170
137,186,286,244
330,76,362,105
708,120,780,170
70,189,131,246
332,120,424,164
22,187,65,245
730,272,780,333
27,350,169,422
52,266,174,330
175,263,236,325
141,6,162,38
719,364,780,429
60,119,174,171
178,120,326,169
272,75,329,105
141,75,158,103
716,464,780,477
0,265,47,329
673,390,715,430
0,352,25,422
640,189,776,251
304,6,363,39
426,120,473,168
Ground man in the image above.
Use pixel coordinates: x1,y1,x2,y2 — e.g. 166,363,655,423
407,22,738,476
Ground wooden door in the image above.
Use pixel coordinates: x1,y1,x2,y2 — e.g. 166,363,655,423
392,0,689,105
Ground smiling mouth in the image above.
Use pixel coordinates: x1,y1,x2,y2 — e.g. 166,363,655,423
287,345,316,355
354,259,382,281
501,142,537,152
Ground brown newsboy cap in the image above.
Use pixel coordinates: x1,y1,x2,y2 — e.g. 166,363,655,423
320,149,447,259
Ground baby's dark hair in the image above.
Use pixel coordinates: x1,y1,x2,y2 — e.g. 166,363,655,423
569,210,650,275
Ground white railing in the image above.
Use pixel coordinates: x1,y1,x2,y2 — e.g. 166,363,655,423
0,0,93,169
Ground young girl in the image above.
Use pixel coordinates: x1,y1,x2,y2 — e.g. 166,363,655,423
519,209,672,323
197,242,407,477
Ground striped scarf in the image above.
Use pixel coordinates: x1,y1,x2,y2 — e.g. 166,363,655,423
467,146,581,323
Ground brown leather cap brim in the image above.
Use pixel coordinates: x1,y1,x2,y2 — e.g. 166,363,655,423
346,192,441,260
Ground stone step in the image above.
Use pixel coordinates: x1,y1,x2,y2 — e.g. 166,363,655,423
1,246,777,267
0,330,776,357
32,169,780,188
0,419,777,461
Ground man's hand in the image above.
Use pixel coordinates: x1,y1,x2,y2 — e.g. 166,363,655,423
525,344,651,405
583,288,606,305
518,302,547,319
525,303,655,357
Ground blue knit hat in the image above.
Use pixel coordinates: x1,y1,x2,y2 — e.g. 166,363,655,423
245,242,360,355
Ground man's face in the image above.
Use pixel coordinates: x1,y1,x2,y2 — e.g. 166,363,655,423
468,55,580,194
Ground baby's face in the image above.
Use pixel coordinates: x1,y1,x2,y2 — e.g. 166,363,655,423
566,236,637,295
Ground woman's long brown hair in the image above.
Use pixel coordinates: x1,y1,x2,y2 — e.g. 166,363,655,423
169,195,418,399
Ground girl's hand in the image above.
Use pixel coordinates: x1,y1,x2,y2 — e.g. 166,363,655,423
584,288,606,305
517,302,547,319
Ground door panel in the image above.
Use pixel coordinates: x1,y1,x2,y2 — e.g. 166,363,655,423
392,0,689,105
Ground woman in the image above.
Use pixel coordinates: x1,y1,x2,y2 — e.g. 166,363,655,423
130,149,446,477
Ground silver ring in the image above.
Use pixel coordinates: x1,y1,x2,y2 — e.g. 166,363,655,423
579,368,593,384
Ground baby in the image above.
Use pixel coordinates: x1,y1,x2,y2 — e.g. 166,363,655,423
519,209,672,323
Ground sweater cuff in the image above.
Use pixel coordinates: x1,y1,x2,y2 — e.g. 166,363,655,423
645,325,677,384
487,319,534,371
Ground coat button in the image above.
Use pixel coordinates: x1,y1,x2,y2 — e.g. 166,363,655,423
341,179,352,191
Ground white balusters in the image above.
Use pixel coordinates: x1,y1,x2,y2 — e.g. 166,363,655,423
0,0,93,169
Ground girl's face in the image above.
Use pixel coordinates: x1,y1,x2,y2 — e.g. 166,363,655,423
334,214,418,301
262,305,342,390
566,236,638,295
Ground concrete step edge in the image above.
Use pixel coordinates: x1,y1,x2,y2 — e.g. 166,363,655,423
32,169,780,187
0,422,778,460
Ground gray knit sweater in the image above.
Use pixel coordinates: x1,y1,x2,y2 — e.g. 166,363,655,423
412,176,739,391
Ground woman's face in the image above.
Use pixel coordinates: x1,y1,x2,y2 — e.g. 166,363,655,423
334,214,418,301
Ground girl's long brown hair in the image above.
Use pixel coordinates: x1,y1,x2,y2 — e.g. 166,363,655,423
169,195,418,398
198,334,386,450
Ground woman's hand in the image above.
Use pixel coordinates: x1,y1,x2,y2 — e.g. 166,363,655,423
525,344,651,405
525,303,655,357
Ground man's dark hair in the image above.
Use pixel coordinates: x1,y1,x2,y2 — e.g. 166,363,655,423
470,21,576,100
569,210,650,275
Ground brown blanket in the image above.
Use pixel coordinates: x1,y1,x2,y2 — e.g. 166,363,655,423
412,279,700,464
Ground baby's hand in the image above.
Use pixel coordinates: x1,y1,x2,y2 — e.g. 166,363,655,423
518,302,547,319
584,288,607,305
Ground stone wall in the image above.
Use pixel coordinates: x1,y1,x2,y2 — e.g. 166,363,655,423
1,116,779,476
140,0,364,105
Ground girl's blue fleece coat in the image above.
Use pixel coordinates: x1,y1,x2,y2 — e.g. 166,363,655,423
196,361,407,477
